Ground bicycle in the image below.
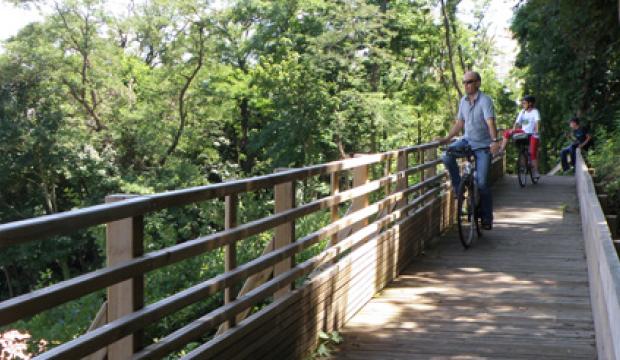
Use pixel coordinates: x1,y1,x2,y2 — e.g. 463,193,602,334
444,144,482,249
512,133,539,187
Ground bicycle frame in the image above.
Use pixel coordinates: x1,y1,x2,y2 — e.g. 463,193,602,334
512,134,539,187
445,144,482,248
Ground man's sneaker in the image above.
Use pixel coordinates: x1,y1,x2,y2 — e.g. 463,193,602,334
532,169,541,180
481,221,492,230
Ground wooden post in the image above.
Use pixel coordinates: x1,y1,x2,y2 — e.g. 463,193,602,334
425,148,437,179
598,194,609,214
606,214,619,239
223,194,238,330
274,174,295,299
381,158,393,219
330,171,340,246
396,150,408,209
384,158,392,197
105,195,144,359
595,182,605,194
351,162,369,232
419,149,425,186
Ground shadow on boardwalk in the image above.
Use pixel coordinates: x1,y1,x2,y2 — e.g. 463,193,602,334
330,175,597,360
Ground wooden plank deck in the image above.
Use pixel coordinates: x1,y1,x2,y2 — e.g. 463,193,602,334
330,175,597,359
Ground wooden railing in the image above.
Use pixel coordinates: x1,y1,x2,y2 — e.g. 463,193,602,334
575,149,620,360
0,142,505,359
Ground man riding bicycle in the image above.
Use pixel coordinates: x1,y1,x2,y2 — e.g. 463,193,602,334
499,95,541,180
438,71,499,230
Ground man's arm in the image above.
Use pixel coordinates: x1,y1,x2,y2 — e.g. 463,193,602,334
579,134,592,148
438,119,464,144
481,96,498,154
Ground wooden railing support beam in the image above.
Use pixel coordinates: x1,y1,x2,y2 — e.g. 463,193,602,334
223,194,238,330
274,174,295,299
351,162,369,233
105,195,144,359
396,150,408,209
330,171,340,246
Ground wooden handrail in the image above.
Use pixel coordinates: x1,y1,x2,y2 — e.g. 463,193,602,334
198,153,503,359
0,144,437,248
0,142,451,359
183,185,447,359
575,149,620,359
0,167,410,325
29,173,447,359
134,185,447,359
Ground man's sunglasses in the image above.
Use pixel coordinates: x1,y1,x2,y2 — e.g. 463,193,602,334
462,79,478,85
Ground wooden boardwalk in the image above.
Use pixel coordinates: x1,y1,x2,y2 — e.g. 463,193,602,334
331,175,597,359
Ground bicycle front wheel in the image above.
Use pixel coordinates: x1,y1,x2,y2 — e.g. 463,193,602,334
457,177,478,249
517,151,528,187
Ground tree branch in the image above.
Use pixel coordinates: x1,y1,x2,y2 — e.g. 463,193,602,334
160,25,206,165
62,78,105,131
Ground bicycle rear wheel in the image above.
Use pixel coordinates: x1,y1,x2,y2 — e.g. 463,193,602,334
517,151,528,187
457,177,478,248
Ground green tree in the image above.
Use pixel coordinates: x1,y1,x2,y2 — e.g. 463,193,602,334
512,0,620,169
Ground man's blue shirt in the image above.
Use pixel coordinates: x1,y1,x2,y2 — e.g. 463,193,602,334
573,126,589,144
457,91,495,149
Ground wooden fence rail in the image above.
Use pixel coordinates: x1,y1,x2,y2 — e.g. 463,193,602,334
0,146,434,247
0,141,505,359
575,149,620,360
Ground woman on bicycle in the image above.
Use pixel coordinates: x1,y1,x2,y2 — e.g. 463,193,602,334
499,95,541,180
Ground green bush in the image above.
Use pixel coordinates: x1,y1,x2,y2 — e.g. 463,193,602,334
589,126,620,214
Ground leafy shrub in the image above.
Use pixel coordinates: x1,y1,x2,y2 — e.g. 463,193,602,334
589,125,620,214
307,331,344,359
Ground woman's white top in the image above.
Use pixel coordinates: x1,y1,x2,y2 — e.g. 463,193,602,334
516,108,540,134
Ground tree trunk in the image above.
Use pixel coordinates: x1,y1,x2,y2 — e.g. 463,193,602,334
1,266,14,298
449,0,468,72
41,182,58,215
334,134,347,159
439,0,463,98
418,119,422,145
578,61,592,117
371,116,378,153
438,49,458,119
380,0,388,12
58,259,71,281
239,97,253,173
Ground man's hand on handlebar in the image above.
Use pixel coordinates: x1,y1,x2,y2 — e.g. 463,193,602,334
490,141,500,155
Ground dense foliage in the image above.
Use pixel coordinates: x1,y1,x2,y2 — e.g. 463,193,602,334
588,124,620,215
511,0,620,170
0,0,516,353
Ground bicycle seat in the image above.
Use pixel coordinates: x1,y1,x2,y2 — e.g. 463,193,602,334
445,144,473,158
511,133,530,144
